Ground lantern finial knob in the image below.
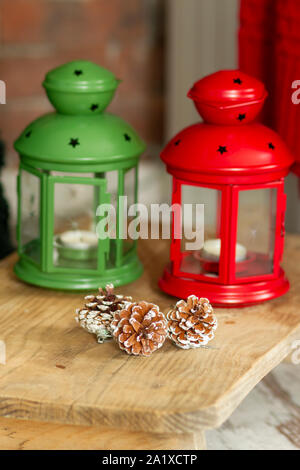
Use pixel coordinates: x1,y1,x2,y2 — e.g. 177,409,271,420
187,70,268,125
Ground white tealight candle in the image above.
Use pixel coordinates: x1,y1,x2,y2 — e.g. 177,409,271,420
202,238,247,262
59,230,98,250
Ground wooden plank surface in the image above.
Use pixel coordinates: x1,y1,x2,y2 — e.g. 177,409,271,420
0,418,206,450
0,235,300,434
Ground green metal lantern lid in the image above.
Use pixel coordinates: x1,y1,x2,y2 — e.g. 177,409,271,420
43,60,119,93
15,60,145,169
14,112,146,168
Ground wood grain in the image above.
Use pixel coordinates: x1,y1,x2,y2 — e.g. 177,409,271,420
0,417,206,450
0,235,300,435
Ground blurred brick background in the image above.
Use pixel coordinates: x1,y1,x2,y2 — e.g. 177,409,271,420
0,0,165,168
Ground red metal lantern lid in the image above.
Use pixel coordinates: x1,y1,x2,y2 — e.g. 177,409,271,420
188,70,267,109
162,70,294,184
161,122,294,184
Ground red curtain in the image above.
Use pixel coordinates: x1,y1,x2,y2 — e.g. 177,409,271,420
239,0,300,159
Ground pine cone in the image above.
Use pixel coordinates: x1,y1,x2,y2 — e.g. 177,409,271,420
166,295,217,349
111,301,167,356
75,284,132,343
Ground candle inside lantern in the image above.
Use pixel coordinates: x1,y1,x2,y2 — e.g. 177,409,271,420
55,230,98,261
202,238,247,262
59,230,98,249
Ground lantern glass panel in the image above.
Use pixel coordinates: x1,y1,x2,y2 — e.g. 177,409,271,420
235,187,277,278
20,169,41,265
105,170,118,268
53,181,98,270
123,167,137,255
180,185,222,278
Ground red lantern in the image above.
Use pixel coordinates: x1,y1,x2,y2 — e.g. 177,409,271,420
159,70,295,307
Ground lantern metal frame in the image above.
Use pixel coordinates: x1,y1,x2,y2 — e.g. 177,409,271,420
160,177,288,307
15,161,142,290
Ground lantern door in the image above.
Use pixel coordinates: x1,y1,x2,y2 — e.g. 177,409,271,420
170,179,231,283
104,166,138,270
46,174,110,275
229,181,286,283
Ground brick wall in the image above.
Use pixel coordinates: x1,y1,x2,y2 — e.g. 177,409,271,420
0,0,165,168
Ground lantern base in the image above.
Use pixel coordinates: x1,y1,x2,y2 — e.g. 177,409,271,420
159,265,290,307
14,256,143,291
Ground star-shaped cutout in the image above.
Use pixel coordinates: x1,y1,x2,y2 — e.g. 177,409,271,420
174,140,181,146
124,133,131,141
217,145,228,155
74,70,83,76
69,138,80,148
90,104,99,111
25,130,32,138
233,77,242,85
237,113,246,121
268,142,275,150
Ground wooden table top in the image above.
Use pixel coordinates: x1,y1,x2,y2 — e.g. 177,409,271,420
0,235,300,434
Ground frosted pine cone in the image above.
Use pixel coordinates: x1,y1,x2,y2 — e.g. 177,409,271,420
111,301,168,356
167,295,217,349
75,284,132,343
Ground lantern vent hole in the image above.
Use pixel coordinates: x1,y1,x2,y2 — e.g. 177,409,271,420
237,113,246,121
74,70,83,76
25,130,32,138
69,138,80,148
124,133,131,142
217,145,227,155
90,104,99,112
268,142,275,150
233,77,242,85
174,140,181,146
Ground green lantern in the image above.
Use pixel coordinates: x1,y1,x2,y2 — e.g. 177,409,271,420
14,60,145,290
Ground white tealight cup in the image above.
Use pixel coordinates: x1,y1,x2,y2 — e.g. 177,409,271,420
202,238,247,262
59,230,98,250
